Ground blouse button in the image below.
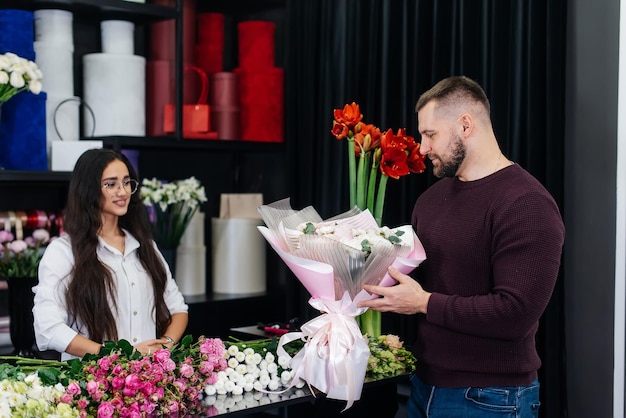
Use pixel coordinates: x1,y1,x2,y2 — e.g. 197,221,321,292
133,338,137,342
133,311,137,316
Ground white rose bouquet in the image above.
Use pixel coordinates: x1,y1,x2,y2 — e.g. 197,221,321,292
257,198,426,409
0,52,43,103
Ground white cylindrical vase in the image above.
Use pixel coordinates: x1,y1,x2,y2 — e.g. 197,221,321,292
211,218,266,294
175,246,206,296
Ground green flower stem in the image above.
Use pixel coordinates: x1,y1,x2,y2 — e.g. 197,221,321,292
373,174,389,227
366,163,379,215
359,309,381,338
356,154,369,210
348,139,356,208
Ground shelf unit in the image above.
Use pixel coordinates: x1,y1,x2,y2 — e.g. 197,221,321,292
0,0,177,23
0,0,291,341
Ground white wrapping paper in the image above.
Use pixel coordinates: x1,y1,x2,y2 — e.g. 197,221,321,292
276,292,371,409
211,217,265,294
83,53,146,136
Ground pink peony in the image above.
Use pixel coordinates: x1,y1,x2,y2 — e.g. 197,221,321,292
179,363,194,378
7,240,27,253
97,401,115,418
0,230,13,243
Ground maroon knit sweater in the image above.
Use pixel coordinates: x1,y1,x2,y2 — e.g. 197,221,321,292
410,163,565,387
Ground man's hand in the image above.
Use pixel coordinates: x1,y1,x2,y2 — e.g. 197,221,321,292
358,266,431,315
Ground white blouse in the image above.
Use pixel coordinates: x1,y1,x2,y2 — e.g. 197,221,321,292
33,230,188,360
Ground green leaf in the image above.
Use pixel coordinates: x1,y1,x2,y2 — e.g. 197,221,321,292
38,368,61,386
303,222,316,234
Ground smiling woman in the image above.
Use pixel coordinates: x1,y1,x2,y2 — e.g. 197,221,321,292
32,148,189,361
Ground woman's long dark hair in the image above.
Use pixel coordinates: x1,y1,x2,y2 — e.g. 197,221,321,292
64,149,171,343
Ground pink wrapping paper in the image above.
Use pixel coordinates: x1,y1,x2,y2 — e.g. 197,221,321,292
256,198,427,408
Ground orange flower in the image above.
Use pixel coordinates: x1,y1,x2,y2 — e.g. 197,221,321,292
354,124,382,157
331,102,364,140
333,102,363,126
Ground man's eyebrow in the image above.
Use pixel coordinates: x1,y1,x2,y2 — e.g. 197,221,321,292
420,129,436,135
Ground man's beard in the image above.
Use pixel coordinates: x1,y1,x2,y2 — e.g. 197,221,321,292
433,133,465,178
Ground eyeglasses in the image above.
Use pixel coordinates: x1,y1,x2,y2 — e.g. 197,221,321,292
102,179,139,195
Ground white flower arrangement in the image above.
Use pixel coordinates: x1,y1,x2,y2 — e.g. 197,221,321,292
297,221,410,257
202,339,306,414
0,371,77,418
140,176,208,247
205,342,304,396
0,52,43,103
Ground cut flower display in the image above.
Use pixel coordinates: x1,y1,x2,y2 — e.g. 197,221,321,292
331,101,426,337
0,228,53,278
0,52,43,103
141,176,207,248
0,335,227,417
256,198,426,408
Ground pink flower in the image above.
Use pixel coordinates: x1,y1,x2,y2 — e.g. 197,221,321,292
161,358,176,372
111,376,125,390
32,228,50,243
97,355,114,371
168,401,180,413
7,240,27,253
198,360,213,375
60,393,74,404
97,401,115,418
153,348,170,363
179,363,194,378
86,380,99,394
0,230,13,243
66,382,81,396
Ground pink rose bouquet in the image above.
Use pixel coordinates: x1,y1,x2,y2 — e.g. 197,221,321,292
48,335,226,417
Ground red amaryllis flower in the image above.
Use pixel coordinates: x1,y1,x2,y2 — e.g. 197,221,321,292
380,148,411,179
333,102,363,128
380,128,410,152
407,142,427,173
354,123,382,157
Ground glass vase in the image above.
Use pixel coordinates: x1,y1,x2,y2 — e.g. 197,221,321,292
6,276,38,357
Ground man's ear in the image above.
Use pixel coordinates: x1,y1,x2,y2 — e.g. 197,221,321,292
459,113,473,137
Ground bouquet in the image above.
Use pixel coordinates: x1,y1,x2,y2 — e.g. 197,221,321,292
0,228,52,278
332,102,426,336
0,335,227,417
256,198,426,408
141,177,207,248
0,52,43,103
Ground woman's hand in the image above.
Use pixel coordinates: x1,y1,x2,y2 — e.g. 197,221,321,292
135,338,170,356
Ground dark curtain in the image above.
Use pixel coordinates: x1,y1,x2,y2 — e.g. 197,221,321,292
283,1,567,417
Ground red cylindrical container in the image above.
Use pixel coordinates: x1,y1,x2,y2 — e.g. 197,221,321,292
237,21,275,69
197,13,224,46
234,67,283,142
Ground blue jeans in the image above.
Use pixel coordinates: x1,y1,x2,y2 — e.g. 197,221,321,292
407,374,540,418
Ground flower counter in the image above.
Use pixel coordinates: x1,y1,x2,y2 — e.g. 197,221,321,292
0,334,414,417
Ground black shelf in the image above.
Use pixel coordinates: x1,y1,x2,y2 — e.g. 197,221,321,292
0,0,177,23
101,136,285,152
0,170,71,183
